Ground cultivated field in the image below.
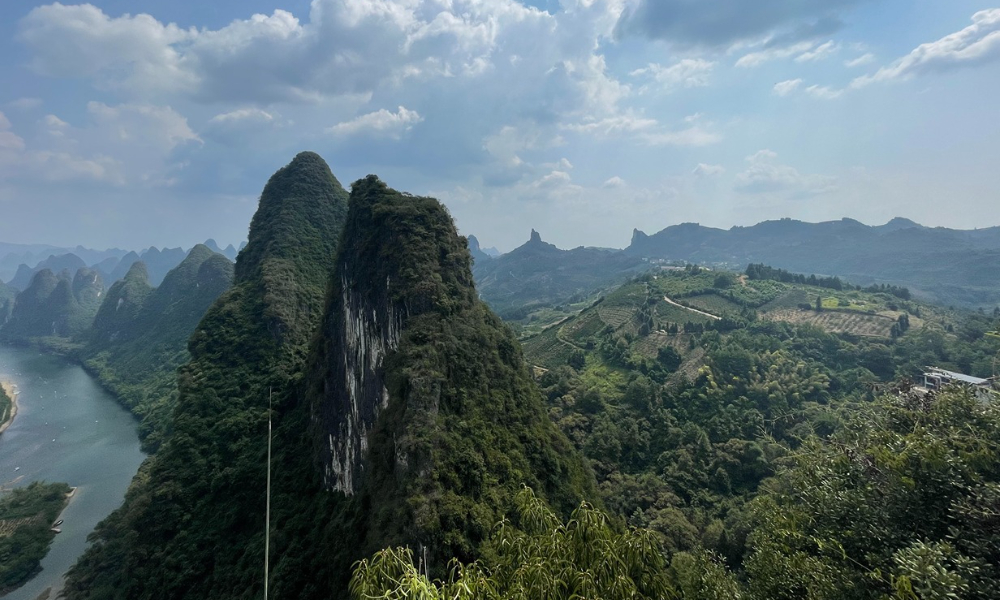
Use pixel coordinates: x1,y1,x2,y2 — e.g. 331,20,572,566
762,308,896,337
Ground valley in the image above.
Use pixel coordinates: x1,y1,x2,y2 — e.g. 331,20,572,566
0,151,997,600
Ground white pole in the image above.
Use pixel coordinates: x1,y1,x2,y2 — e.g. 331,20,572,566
265,388,272,600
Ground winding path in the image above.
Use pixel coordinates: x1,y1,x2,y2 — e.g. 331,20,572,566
662,296,721,321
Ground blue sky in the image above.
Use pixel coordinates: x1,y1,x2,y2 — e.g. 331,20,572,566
1,0,999,252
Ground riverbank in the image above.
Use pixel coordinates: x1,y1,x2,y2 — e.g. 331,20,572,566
0,482,74,596
0,378,19,435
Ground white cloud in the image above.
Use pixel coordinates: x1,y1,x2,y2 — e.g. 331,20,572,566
795,40,839,62
773,78,804,96
603,176,626,188
209,108,275,124
563,113,721,147
735,149,837,196
630,58,715,92
736,41,814,68
534,170,573,188
851,9,1000,88
15,0,560,105
844,52,875,67
693,163,725,177
328,106,423,138
18,4,198,96
0,103,199,186
805,84,844,99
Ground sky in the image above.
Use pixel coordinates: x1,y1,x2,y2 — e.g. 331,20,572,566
1,0,999,253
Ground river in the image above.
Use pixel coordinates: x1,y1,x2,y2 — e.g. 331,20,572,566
0,345,145,600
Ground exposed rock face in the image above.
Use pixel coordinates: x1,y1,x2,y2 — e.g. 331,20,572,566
318,272,404,493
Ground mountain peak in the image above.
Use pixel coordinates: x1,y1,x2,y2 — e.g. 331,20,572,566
530,229,542,243
236,151,348,285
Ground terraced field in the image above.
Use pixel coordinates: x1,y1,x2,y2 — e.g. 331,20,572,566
682,294,742,316
597,305,639,328
762,308,896,337
521,326,575,368
655,302,713,325
561,311,605,346
632,331,692,358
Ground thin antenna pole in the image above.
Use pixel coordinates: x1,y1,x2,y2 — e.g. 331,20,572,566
265,388,272,600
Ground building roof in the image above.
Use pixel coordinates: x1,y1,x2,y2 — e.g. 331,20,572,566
925,367,992,386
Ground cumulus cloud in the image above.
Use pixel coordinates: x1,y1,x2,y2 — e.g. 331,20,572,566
603,176,626,188
0,103,199,186
15,0,558,105
773,78,804,96
851,9,1000,88
328,106,423,138
734,149,837,196
534,170,573,188
614,0,867,47
630,59,715,92
693,163,725,177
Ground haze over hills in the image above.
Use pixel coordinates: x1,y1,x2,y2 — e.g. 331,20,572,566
2,239,247,295
467,217,1000,314
625,217,1000,308
82,245,235,449
472,228,649,317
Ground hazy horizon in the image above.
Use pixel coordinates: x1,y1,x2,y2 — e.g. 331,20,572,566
2,0,999,252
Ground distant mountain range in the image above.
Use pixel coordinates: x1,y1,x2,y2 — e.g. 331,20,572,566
625,217,1000,308
471,229,649,317
1,239,246,290
470,217,1000,310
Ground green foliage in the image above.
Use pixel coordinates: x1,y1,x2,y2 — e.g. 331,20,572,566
79,246,234,449
745,387,1000,600
307,175,595,592
62,152,350,600
0,482,72,594
0,384,10,426
0,267,104,340
350,488,673,600
524,267,1000,572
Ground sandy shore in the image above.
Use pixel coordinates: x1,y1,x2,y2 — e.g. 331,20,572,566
0,378,19,435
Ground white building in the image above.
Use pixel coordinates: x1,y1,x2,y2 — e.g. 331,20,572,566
920,367,997,401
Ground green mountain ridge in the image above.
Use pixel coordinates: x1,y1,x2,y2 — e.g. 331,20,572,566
309,175,594,581
0,267,103,339
63,150,351,600
62,155,594,600
80,244,234,448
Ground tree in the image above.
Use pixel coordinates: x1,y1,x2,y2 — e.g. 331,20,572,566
815,296,823,312
350,488,674,600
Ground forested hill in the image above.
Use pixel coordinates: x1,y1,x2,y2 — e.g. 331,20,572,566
80,244,234,449
520,265,1000,567
626,217,1000,308
308,176,593,585
63,151,351,600
472,228,648,318
0,267,103,339
63,159,594,600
